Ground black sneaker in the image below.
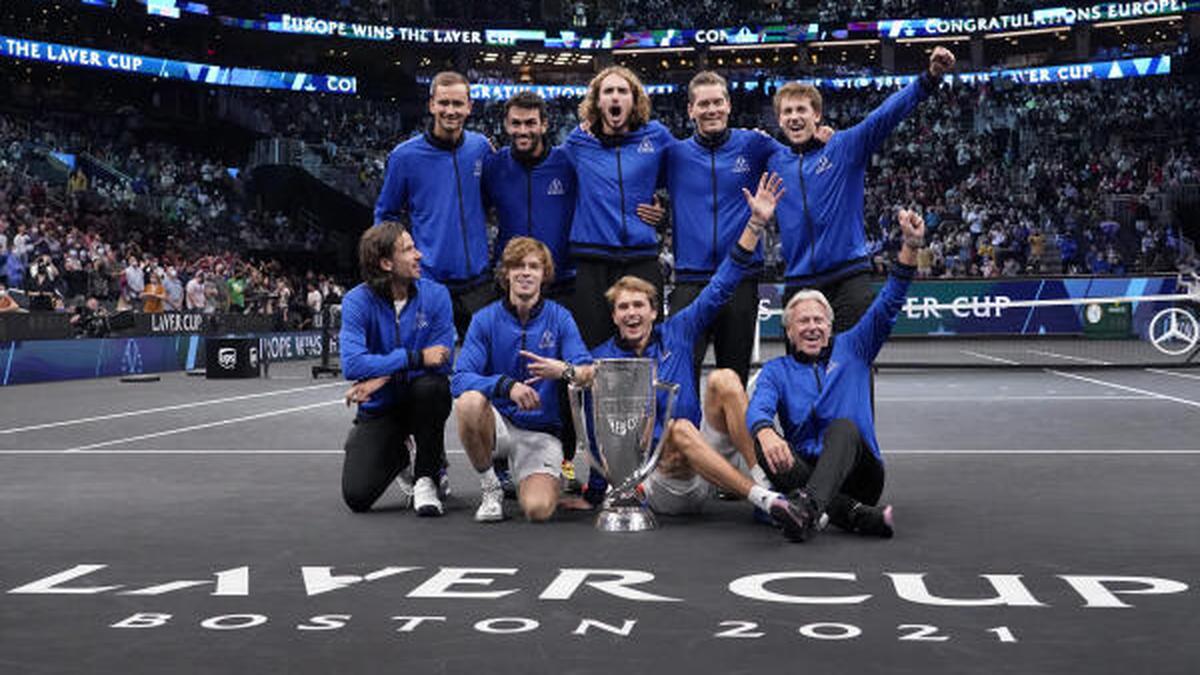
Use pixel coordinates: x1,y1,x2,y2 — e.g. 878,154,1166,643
769,491,820,542
849,503,894,538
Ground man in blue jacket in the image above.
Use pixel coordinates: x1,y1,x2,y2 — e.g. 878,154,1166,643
453,237,594,523
747,209,927,542
374,70,495,339
563,65,675,348
770,47,955,334
483,91,577,304
339,221,456,517
666,71,779,386
589,172,815,541
482,91,583,493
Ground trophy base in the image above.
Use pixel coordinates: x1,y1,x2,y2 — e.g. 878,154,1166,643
595,505,658,532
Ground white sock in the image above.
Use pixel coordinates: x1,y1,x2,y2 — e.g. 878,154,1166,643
750,464,771,489
748,485,780,512
479,467,500,490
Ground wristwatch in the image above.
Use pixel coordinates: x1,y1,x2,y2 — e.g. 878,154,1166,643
562,363,576,385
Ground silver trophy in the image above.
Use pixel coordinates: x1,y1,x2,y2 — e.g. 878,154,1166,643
569,358,679,532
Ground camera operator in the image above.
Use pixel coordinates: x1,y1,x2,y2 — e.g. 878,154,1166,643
70,295,109,338
26,255,60,311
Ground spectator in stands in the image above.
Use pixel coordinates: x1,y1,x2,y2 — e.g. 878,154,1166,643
141,269,166,313
185,269,207,311
163,266,183,311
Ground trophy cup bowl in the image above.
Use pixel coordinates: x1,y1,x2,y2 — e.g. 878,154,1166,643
568,358,679,532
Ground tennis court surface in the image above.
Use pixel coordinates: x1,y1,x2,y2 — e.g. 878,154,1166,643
3,360,1199,674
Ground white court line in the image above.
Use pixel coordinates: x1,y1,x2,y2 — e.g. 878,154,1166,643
1048,370,1200,410
64,400,345,452
957,349,1020,365
877,395,1153,402
1027,349,1111,366
887,449,1200,455
0,382,347,435
2,449,1198,456
1146,368,1200,382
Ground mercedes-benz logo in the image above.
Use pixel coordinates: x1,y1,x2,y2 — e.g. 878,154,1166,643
1149,307,1200,356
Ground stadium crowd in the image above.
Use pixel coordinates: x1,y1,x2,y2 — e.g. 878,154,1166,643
0,110,344,326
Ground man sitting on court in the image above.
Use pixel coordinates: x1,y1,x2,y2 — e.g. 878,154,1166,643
589,172,813,540
748,208,927,542
340,221,455,516
452,237,594,523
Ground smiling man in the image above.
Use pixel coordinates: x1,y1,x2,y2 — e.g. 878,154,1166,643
375,71,495,339
482,91,583,493
563,65,675,348
339,222,455,517
452,237,594,523
664,71,781,387
770,47,955,337
748,209,928,543
586,173,814,541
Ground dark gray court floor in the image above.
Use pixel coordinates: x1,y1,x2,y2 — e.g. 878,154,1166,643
2,360,1199,674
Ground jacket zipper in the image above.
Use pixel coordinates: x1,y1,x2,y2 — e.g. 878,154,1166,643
525,166,533,236
451,148,473,275
616,146,626,245
797,153,815,269
709,147,719,269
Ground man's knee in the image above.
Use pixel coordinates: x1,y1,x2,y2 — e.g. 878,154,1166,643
342,484,376,513
705,368,743,403
454,391,489,422
825,418,863,444
519,476,559,522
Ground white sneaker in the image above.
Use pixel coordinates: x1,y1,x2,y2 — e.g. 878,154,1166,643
474,486,505,523
413,477,443,517
394,470,414,509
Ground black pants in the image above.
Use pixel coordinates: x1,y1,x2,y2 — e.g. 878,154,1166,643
572,257,663,349
341,374,451,512
670,277,758,387
450,282,499,343
755,418,885,530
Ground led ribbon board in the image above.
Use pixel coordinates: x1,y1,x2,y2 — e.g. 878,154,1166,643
0,35,358,94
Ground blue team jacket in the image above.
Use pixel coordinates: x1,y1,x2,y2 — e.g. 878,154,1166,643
667,128,776,281
451,298,592,433
591,242,757,443
562,120,674,261
769,76,934,286
374,130,492,288
482,145,577,282
339,278,457,418
746,264,915,461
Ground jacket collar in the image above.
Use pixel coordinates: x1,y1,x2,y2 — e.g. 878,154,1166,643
502,294,545,322
512,142,550,168
424,128,465,151
614,324,661,355
694,128,731,150
790,335,835,365
789,135,825,155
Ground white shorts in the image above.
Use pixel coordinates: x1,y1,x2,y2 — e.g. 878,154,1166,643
492,407,563,484
641,470,715,515
700,416,747,474
641,416,743,515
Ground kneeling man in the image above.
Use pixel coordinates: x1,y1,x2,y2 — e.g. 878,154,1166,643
453,238,594,522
